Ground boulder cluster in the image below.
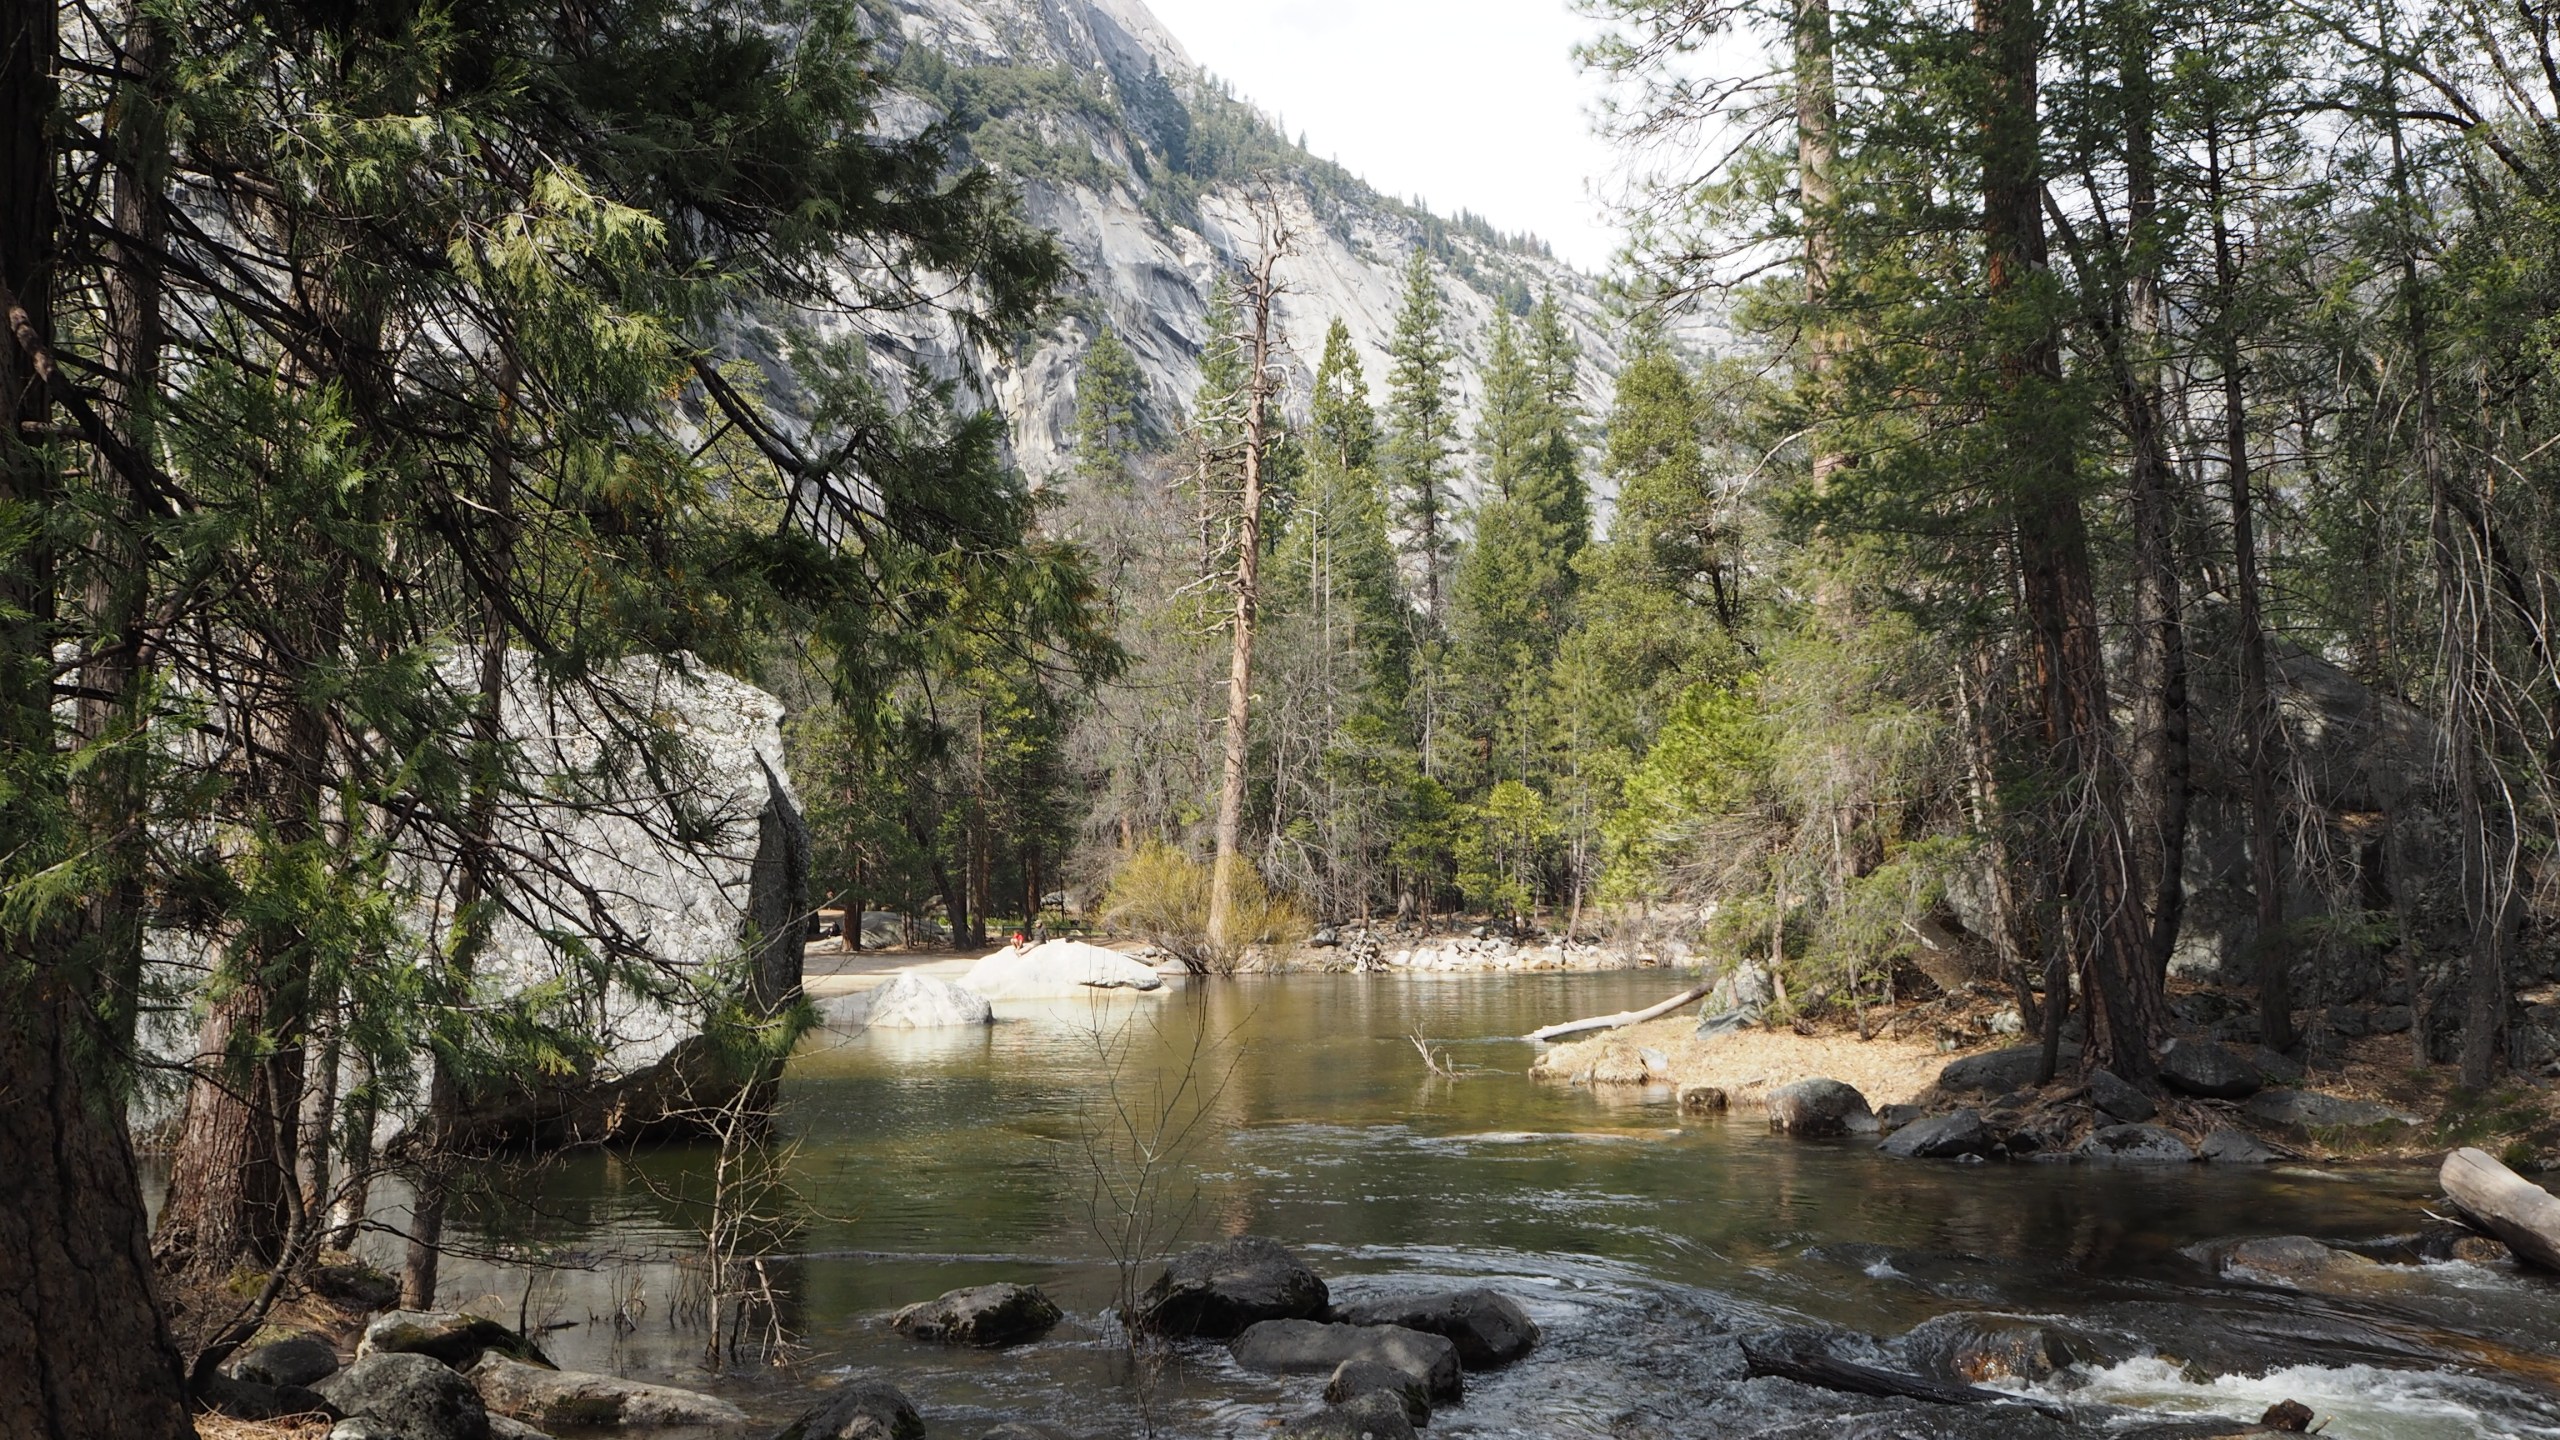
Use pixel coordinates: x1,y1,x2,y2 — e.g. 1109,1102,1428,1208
865,1235,1540,1440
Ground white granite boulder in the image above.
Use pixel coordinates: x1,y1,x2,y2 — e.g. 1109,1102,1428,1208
962,940,1164,999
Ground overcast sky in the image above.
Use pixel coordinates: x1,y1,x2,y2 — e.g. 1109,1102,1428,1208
1141,0,1627,273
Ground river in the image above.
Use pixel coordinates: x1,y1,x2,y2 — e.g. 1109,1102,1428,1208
424,971,2560,1438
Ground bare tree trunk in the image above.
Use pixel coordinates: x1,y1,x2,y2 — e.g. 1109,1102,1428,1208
2207,115,2291,1054
1796,0,1845,493
1209,228,1291,947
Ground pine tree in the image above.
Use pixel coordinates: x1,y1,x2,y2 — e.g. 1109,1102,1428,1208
1384,247,1459,623
1072,320,1145,492
1525,289,1590,558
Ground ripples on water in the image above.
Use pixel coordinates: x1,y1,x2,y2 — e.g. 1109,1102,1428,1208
424,972,2560,1438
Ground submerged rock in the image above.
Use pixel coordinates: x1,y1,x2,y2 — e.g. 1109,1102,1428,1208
854,973,994,1029
469,1355,746,1430
1278,1390,1418,1440
1136,1236,1329,1339
1680,1083,1730,1114
1879,1109,1993,1160
2216,1235,2383,1287
2158,1038,2263,1099
2197,1127,2285,1164
1233,1319,1462,1403
317,1353,491,1440
769,1379,923,1440
1325,1358,1432,1425
1332,1287,1537,1368
1766,1078,1877,1137
890,1282,1062,1345
1900,1312,2093,1385
2077,1124,2195,1163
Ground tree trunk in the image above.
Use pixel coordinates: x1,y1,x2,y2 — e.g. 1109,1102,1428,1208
1209,236,1288,947
2118,10,2190,985
2207,116,2291,1054
1978,0,2160,1077
404,352,517,1310
0,0,194,1426
1796,0,1845,493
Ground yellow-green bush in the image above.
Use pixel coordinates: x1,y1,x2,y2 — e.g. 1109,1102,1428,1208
1103,842,1309,976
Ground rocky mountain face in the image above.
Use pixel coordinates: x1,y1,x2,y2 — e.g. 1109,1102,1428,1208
847,0,1631,494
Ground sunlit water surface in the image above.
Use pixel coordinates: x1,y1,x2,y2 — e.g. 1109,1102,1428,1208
411,972,2560,1439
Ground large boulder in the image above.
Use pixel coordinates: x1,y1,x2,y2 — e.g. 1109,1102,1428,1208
2158,1039,2263,1099
228,1332,340,1388
770,1380,924,1440
856,973,995,1029
1899,1312,2092,1385
963,940,1164,998
1231,1319,1463,1403
1331,1287,1537,1368
1765,1078,1876,1137
2241,1089,2416,1130
1325,1359,1432,1425
468,1355,746,1429
1135,1236,1329,1339
317,1352,492,1440
2085,1069,2157,1123
890,1282,1063,1346
2077,1123,2195,1163
1278,1390,1419,1440
356,1311,547,1371
1878,1108,1992,1160
1937,1045,2076,1095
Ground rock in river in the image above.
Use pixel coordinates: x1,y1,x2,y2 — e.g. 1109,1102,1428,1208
2197,1127,2286,1164
317,1353,491,1440
1137,1235,1329,1339
356,1310,548,1370
1325,1359,1432,1425
891,1282,1063,1346
2158,1038,2262,1099
770,1379,924,1440
1765,1077,1877,1137
1332,1287,1537,1368
1279,1389,1419,1440
2077,1123,2196,1163
1899,1312,2092,1385
1878,1108,1993,1160
469,1355,747,1429
1231,1319,1463,1403
962,940,1163,999
856,973,994,1029
2085,1068,2157,1123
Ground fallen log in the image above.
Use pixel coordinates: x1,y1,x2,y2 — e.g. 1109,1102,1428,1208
2440,1145,2560,1272
1524,982,1713,1044
1738,1333,2064,1416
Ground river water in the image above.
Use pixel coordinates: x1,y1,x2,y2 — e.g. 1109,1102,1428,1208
433,971,2560,1439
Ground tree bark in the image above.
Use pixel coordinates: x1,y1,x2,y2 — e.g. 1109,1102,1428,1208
0,0,194,1428
1796,0,1845,493
2207,115,2291,1054
1978,0,2161,1077
2118,8,2190,985
1209,234,1288,947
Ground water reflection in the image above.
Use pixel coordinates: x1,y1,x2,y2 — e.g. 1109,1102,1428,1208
436,972,2560,1438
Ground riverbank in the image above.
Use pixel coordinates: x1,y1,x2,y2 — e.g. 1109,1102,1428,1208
1527,982,2560,1168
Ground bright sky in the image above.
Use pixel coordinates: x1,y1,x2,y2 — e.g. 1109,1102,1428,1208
1140,0,1627,273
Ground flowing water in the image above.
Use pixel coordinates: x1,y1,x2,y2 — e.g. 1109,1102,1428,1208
428,971,2560,1438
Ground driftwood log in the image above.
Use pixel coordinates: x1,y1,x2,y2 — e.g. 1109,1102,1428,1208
1738,1333,2065,1416
2441,1146,2560,1272
1525,982,1714,1044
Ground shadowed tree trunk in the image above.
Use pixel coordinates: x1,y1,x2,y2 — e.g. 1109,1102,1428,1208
1209,226,1289,948
1978,0,2161,1078
0,0,194,1428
